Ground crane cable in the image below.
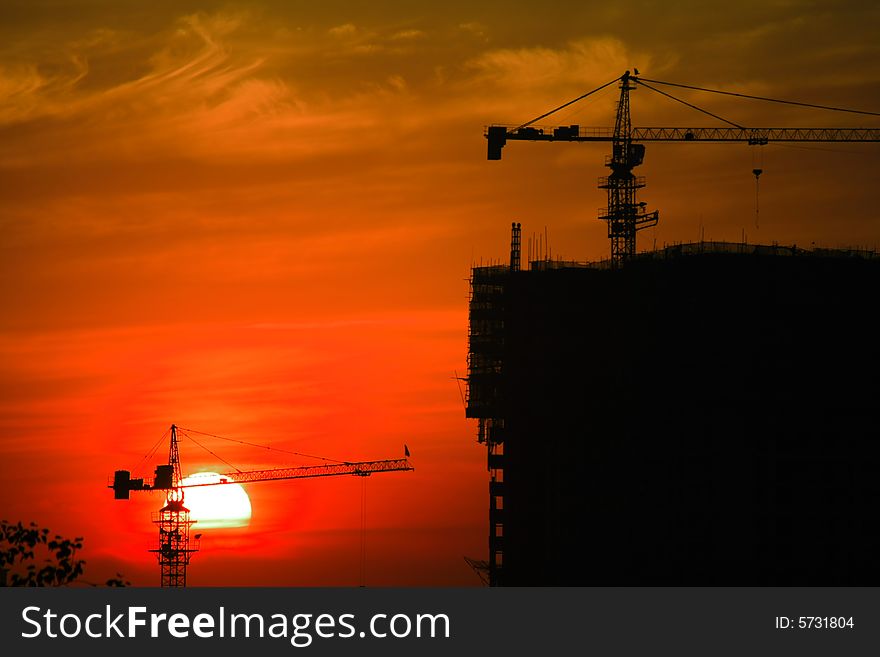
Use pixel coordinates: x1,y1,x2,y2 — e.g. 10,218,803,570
635,77,880,117
130,427,171,478
636,79,746,129
177,426,351,465
634,75,880,231
752,146,764,228
514,73,880,136
178,428,243,473
514,75,622,131
636,77,764,228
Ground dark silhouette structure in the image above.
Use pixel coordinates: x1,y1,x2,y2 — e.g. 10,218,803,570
111,424,413,587
467,238,880,585
486,71,880,268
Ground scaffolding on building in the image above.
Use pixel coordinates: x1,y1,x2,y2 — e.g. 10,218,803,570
465,224,526,586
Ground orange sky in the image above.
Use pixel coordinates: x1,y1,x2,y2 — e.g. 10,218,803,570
2,0,880,586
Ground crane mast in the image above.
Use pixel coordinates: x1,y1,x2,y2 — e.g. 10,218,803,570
149,425,196,588
168,423,182,490
601,71,658,267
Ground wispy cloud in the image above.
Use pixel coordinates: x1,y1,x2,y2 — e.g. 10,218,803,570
328,23,357,38
0,9,440,169
465,37,643,93
458,22,488,41
391,29,425,41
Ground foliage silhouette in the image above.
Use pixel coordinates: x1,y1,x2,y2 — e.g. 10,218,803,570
0,519,128,587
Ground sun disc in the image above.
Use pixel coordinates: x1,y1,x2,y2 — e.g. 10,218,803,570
180,472,252,529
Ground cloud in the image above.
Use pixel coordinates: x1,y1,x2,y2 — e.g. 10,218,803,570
391,29,425,41
458,22,487,41
0,9,451,171
325,23,411,58
0,11,317,166
0,55,88,123
435,37,650,127
466,37,642,93
328,23,356,38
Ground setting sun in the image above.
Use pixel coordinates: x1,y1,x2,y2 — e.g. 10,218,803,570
179,473,252,529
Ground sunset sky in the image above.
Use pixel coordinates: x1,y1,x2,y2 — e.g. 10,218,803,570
2,0,879,586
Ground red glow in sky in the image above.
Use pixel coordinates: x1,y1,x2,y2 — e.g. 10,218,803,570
2,0,879,585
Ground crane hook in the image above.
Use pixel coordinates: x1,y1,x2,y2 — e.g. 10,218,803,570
751,144,764,229
753,168,762,228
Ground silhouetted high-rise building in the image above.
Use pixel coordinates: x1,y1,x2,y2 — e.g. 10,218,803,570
466,241,880,585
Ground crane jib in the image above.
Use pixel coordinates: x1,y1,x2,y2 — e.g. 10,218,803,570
487,124,880,158
110,459,414,498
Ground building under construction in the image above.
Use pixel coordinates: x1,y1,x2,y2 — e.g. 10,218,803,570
466,232,880,585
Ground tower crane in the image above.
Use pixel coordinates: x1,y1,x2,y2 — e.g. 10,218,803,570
110,424,414,587
486,70,880,268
